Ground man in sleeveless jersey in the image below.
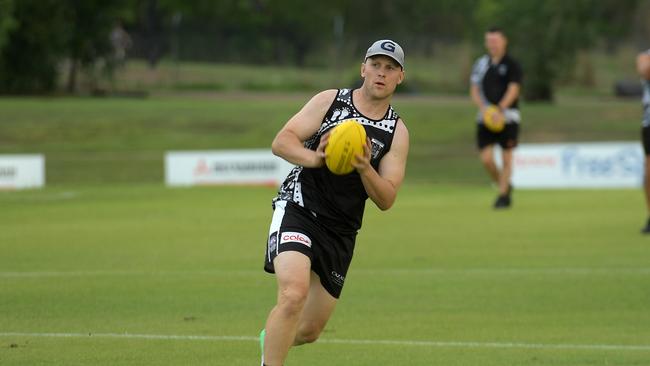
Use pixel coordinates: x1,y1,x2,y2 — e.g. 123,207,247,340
259,40,409,366
470,27,523,208
637,49,650,233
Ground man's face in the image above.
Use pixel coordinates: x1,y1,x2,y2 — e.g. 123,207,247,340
485,32,507,58
361,55,404,99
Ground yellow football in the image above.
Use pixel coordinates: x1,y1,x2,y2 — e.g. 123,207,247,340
324,120,367,175
483,105,505,133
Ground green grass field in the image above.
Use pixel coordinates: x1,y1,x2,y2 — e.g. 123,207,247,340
1,184,649,365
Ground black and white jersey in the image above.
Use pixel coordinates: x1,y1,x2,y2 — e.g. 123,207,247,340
643,80,650,127
471,53,523,123
274,88,399,233
641,50,650,127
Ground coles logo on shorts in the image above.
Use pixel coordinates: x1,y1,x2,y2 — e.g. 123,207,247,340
280,231,312,248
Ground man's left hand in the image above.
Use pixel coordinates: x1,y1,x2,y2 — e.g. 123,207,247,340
352,138,373,174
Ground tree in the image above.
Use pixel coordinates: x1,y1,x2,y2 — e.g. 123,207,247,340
0,0,133,94
61,0,132,92
262,0,337,66
0,0,17,51
0,0,68,94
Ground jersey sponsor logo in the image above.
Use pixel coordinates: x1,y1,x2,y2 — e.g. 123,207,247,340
330,271,345,286
280,231,312,247
498,64,508,76
380,41,396,53
370,138,385,159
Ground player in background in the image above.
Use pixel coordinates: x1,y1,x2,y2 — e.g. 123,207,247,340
637,49,650,233
470,27,523,208
259,40,410,365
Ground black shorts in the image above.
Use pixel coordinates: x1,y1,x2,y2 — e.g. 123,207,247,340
477,122,520,150
264,201,356,299
642,126,650,155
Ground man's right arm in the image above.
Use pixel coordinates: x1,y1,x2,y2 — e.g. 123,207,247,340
271,89,338,168
470,84,485,112
469,58,486,112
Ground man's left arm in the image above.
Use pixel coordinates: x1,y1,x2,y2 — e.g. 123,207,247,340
352,120,409,211
498,61,523,110
498,83,520,110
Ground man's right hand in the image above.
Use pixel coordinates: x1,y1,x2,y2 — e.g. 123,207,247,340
312,132,330,168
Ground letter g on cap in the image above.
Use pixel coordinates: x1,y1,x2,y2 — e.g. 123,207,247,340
381,41,396,53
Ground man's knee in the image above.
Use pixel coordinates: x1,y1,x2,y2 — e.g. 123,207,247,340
480,150,494,166
277,286,308,317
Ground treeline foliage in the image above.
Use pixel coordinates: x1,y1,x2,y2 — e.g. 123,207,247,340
0,0,129,93
0,0,644,99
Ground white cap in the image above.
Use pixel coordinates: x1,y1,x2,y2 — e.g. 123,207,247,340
365,39,405,68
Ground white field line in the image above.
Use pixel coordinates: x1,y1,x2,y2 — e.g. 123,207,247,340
0,332,649,352
1,267,650,278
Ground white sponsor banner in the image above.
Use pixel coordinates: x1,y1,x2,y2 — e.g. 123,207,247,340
495,142,643,188
165,150,294,187
0,154,45,189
